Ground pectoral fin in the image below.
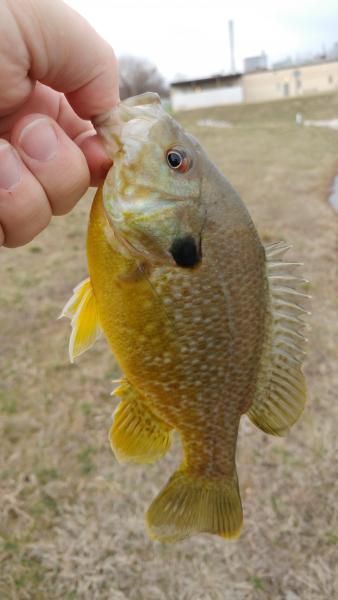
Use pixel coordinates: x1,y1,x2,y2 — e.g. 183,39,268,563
60,278,101,362
110,381,173,464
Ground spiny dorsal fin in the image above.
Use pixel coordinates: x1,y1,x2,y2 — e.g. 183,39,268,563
59,278,101,363
248,242,309,436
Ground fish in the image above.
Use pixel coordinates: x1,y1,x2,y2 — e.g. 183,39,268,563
61,93,309,543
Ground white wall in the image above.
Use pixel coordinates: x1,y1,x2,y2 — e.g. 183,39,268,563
171,86,243,111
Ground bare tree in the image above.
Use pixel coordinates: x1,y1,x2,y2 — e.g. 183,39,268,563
118,55,169,100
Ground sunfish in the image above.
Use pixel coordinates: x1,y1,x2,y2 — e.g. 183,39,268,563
61,93,308,542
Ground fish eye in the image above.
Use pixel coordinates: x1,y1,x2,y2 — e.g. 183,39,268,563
166,148,191,173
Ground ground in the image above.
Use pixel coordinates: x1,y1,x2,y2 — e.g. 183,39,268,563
0,92,337,600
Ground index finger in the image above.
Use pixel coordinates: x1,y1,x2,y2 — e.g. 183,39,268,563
3,0,119,119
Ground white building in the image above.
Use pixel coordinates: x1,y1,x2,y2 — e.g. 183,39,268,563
170,74,243,112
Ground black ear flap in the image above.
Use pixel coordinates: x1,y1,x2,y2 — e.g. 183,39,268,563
169,235,202,268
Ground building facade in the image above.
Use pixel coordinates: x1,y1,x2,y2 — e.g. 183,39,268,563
243,59,338,103
170,60,338,111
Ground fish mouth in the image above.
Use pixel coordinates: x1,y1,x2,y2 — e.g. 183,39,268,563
93,92,162,159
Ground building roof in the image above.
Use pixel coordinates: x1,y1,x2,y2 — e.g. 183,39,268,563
170,73,242,89
245,57,338,76
171,58,338,88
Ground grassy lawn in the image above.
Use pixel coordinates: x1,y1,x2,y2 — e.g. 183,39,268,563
1,92,337,600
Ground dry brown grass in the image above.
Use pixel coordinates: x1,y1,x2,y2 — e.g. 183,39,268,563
1,92,337,600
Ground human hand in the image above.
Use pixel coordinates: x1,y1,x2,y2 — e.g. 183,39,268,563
0,0,119,248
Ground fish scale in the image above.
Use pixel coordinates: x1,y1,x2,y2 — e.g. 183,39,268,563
61,93,308,543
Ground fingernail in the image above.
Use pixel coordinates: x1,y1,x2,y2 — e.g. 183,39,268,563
0,141,21,190
19,118,58,161
74,129,96,147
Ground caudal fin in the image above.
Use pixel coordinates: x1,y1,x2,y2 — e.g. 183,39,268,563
146,467,243,543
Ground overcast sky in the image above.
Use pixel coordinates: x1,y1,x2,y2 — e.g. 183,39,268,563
65,0,338,81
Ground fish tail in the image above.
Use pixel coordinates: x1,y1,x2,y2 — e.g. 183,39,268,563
146,466,243,543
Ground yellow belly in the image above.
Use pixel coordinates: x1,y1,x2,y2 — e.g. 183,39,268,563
87,188,178,397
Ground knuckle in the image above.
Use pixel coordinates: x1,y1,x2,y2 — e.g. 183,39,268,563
49,155,89,216
1,192,51,247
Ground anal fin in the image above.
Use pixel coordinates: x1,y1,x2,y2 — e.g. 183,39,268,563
110,382,172,464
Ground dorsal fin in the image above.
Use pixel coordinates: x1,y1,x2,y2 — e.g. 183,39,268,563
59,278,101,362
247,242,309,436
